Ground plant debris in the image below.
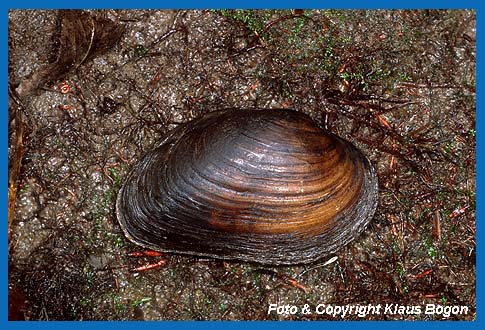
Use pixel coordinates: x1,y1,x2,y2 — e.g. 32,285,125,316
15,10,125,98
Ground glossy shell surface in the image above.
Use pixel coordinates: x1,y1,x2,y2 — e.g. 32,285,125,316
116,108,378,265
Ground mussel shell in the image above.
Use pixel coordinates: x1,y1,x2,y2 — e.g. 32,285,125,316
116,108,378,265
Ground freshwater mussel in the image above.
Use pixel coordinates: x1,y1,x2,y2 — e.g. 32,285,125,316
116,108,378,265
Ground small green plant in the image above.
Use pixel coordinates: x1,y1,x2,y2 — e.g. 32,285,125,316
131,297,152,308
427,245,437,258
110,294,127,315
19,183,29,193
134,45,148,57
106,232,126,248
398,71,413,82
443,140,456,155
424,236,438,259
108,166,123,188
79,297,90,307
396,261,406,277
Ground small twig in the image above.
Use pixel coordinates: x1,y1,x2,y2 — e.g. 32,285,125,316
8,87,27,244
432,210,442,241
258,269,311,293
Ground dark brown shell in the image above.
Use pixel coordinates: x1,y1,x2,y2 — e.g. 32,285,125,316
116,108,378,265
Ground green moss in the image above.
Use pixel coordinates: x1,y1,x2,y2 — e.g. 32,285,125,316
216,9,277,35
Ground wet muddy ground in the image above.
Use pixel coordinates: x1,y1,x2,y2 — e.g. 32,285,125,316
8,10,475,320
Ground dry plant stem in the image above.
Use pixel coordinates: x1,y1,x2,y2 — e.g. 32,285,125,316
8,99,26,244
